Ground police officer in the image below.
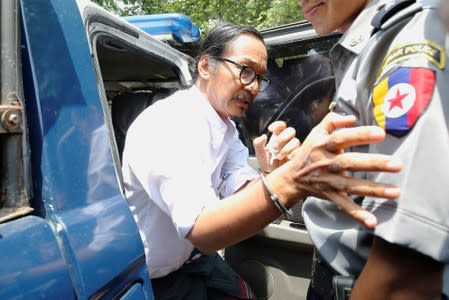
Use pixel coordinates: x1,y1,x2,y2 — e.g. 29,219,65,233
299,0,449,299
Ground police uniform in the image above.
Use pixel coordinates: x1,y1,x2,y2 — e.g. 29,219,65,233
302,0,449,299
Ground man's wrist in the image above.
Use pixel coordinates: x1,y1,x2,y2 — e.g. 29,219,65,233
260,172,293,218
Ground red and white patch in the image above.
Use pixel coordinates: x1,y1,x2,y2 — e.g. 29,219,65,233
382,83,416,118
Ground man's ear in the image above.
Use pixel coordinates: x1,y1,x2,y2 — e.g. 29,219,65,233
198,55,213,79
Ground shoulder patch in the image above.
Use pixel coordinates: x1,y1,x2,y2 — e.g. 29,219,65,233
373,67,435,137
380,40,445,74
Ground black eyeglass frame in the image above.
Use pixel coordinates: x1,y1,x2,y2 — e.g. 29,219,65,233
213,57,271,92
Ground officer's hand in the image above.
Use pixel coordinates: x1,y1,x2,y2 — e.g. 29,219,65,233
279,112,402,228
253,121,300,173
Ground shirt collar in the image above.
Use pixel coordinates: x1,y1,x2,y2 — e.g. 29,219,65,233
189,85,234,138
338,0,385,54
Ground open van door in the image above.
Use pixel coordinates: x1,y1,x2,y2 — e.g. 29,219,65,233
0,0,195,298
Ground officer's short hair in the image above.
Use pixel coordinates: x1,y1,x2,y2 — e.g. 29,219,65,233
193,22,266,81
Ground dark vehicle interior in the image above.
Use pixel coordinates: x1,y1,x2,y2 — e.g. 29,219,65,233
96,36,184,99
235,25,340,151
86,13,194,177
95,36,187,159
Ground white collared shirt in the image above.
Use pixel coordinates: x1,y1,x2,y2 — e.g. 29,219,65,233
122,85,258,278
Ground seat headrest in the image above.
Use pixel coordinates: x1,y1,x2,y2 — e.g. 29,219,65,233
112,92,154,161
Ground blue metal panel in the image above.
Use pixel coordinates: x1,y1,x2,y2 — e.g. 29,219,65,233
0,216,75,299
18,0,154,298
124,13,201,43
20,0,113,212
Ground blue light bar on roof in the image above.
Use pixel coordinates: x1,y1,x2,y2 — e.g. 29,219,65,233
124,13,201,44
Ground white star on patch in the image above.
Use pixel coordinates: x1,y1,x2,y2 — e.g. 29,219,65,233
381,83,416,118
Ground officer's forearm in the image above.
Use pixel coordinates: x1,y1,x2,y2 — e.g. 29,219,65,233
351,237,444,300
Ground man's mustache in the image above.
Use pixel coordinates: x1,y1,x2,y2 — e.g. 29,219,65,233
232,91,253,105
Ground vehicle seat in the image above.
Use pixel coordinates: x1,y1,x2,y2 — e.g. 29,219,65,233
111,89,173,162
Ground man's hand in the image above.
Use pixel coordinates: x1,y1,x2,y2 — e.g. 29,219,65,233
253,120,300,173
271,112,402,228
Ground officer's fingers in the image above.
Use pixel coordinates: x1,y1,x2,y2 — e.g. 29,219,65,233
295,152,401,180
345,179,400,200
326,152,402,173
321,191,378,228
316,112,357,134
324,125,386,152
306,172,401,200
301,113,357,150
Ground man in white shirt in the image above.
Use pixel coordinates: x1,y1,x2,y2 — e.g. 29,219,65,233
122,22,402,299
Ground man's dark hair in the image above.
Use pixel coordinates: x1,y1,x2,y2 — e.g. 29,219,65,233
193,22,266,81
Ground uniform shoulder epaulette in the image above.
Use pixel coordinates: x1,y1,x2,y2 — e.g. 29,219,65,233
371,0,419,34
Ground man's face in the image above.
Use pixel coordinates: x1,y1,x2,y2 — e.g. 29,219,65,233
298,0,370,35
206,33,268,119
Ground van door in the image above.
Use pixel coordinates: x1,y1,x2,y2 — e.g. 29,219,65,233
0,0,80,298
19,0,155,298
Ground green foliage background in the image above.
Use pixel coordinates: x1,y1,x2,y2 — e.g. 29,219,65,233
92,0,304,33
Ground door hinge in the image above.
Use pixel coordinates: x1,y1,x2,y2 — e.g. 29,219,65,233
0,102,22,134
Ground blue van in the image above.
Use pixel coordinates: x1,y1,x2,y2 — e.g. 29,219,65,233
0,0,195,298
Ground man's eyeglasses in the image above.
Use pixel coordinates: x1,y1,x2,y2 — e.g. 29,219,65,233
214,57,271,92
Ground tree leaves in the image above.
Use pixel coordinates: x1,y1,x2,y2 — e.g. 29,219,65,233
92,0,304,33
